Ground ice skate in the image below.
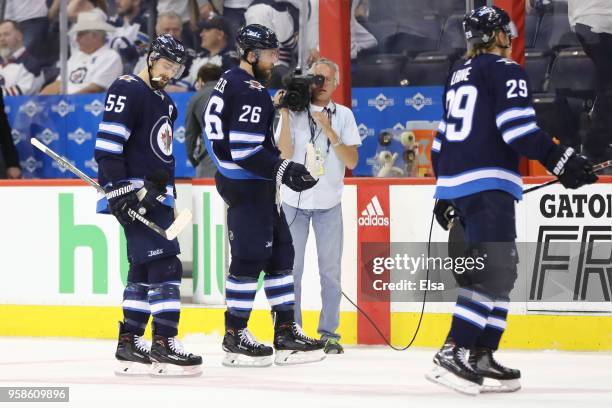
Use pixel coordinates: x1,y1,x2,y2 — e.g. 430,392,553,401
114,321,151,376
469,347,521,393
274,322,326,365
425,340,483,396
149,334,202,377
222,328,274,367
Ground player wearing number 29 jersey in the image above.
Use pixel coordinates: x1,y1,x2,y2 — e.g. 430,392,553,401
431,53,555,200
426,6,597,397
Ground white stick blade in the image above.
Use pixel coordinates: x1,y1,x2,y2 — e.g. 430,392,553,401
165,209,192,240
30,138,46,151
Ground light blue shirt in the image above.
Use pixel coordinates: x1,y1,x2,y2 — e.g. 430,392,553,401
275,101,361,210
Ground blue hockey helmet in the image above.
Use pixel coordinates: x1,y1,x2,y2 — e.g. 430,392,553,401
463,6,517,47
148,34,187,79
236,24,279,62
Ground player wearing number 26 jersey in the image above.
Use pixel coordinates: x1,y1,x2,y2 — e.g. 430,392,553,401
427,6,597,396
201,24,323,367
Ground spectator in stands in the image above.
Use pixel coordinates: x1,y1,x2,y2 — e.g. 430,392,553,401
49,0,108,22
40,11,121,94
199,1,220,21
185,16,238,87
307,0,377,62
0,92,21,179
3,1,49,62
569,0,612,165
156,0,211,50
185,63,222,177
68,0,108,21
275,58,361,355
0,20,44,96
133,11,195,92
108,0,151,73
349,0,377,59
245,0,299,84
223,0,253,43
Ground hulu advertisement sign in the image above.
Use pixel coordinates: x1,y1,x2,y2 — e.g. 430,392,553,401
1,185,228,306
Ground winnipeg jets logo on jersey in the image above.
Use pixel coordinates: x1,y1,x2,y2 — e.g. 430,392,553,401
118,75,137,82
150,116,174,163
244,79,265,91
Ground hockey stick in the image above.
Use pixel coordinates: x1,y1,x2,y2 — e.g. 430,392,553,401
30,138,192,240
523,159,612,194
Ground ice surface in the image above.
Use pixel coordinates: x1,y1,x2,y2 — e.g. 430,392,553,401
0,336,610,408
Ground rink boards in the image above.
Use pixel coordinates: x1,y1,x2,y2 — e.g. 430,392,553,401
0,177,610,350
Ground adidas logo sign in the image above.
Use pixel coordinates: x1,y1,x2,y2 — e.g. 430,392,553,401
358,196,389,226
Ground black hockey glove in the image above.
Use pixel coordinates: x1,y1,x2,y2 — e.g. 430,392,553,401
274,160,318,192
544,145,598,189
433,199,457,231
105,181,139,226
139,171,169,214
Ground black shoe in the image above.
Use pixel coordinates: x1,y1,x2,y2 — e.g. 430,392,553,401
150,334,203,376
222,328,273,367
469,347,521,392
322,338,344,354
114,321,151,376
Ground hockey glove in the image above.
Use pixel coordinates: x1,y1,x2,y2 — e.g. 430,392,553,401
544,145,598,189
105,181,139,226
139,171,169,214
433,199,457,231
274,160,318,192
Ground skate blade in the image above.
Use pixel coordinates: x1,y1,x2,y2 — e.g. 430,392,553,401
222,353,273,368
481,378,521,393
149,362,203,377
274,349,326,366
114,360,151,376
425,364,480,396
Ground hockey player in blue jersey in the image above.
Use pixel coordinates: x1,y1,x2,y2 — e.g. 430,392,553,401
426,6,598,395
202,24,325,367
95,34,202,376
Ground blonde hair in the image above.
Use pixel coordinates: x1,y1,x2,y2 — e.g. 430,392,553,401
464,29,503,58
309,58,340,86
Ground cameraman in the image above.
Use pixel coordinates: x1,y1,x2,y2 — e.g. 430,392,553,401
274,58,361,354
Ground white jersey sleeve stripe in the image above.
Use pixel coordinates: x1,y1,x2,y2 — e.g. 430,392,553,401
502,122,539,144
231,145,263,160
99,122,131,140
229,131,265,143
496,107,536,128
95,138,123,154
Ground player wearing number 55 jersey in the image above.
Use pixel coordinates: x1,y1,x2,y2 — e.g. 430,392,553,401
426,6,598,395
95,34,202,377
202,24,324,367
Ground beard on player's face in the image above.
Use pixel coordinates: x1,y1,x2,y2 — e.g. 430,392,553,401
253,60,273,82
